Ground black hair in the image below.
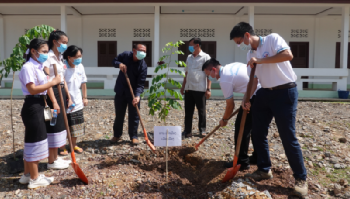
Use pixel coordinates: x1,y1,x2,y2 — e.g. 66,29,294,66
48,29,68,50
63,45,83,60
26,38,47,62
189,37,201,47
133,43,146,50
202,58,221,71
230,22,256,40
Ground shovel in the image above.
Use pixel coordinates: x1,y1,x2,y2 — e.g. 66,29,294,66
222,64,256,183
123,71,156,152
194,108,239,151
53,64,89,184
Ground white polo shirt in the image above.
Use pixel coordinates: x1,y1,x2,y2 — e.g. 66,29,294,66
64,63,87,113
220,62,259,100
43,50,66,84
248,34,297,88
184,50,211,92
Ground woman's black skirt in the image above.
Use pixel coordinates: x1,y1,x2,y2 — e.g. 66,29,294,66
67,109,85,137
45,85,67,148
21,97,48,162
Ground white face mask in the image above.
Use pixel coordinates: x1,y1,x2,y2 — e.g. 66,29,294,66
238,36,251,51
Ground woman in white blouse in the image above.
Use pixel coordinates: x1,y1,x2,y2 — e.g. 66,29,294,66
18,38,61,188
62,45,88,153
43,30,72,169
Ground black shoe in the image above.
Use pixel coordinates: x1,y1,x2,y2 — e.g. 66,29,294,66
224,161,250,171
181,131,192,140
249,155,257,165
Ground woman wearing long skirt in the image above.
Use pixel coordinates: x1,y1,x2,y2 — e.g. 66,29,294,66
19,38,61,188
43,30,72,169
63,45,88,153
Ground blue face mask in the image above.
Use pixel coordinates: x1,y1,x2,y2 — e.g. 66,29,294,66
57,43,68,53
208,76,216,82
136,51,146,60
36,51,48,63
73,58,82,66
189,46,195,53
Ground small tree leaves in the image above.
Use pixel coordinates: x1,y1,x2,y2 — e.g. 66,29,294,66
0,25,55,83
146,40,186,122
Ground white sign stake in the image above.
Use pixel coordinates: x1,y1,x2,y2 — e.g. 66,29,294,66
166,129,168,183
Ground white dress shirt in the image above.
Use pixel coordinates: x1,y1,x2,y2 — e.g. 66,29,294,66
43,50,66,84
184,50,211,92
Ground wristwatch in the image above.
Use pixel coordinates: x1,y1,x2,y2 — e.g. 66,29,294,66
207,88,211,91
222,118,229,122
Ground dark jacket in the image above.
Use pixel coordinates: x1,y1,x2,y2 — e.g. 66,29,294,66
112,51,147,98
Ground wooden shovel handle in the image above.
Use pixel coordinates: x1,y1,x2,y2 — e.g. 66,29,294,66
53,64,76,163
234,64,256,157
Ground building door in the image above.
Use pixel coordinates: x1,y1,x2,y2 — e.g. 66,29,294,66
335,42,350,69
98,41,117,67
178,41,217,66
289,42,309,89
132,41,153,88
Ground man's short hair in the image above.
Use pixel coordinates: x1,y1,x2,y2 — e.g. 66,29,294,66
202,58,221,71
230,22,256,40
189,37,201,47
133,43,146,49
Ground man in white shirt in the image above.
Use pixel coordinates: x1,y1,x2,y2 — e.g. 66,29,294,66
230,22,307,198
180,38,211,138
202,58,260,171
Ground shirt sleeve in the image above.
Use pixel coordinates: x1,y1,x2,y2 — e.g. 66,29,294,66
21,65,36,86
134,61,148,97
269,33,290,55
220,81,234,100
42,59,50,68
80,64,87,83
112,51,127,68
205,53,211,61
184,56,190,72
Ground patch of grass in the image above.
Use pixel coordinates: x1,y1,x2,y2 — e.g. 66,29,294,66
326,167,350,183
302,146,307,150
305,157,310,161
316,146,324,151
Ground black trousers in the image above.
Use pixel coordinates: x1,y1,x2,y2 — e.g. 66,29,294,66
234,96,257,166
113,94,140,140
184,90,206,133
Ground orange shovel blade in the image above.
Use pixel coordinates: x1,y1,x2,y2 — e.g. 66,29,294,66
71,163,89,184
222,164,241,183
143,129,156,153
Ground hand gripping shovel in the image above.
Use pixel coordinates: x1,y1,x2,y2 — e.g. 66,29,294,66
123,71,156,152
222,64,256,183
194,108,239,151
53,64,89,184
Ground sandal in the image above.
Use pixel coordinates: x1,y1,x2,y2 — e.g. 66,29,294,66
74,146,83,154
58,148,69,156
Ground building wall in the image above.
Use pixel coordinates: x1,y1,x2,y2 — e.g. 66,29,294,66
1,14,350,85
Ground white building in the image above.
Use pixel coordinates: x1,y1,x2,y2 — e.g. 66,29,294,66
1,0,350,98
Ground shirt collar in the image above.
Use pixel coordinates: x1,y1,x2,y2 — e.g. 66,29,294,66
48,49,62,60
219,66,223,77
250,36,264,54
29,57,44,70
192,50,204,58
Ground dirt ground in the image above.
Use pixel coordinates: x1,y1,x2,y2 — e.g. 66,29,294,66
0,99,350,198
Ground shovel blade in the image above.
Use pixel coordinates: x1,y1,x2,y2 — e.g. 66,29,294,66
71,163,89,184
222,164,241,183
143,129,156,152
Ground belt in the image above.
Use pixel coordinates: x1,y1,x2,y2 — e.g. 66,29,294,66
53,84,65,89
25,95,47,99
266,82,296,90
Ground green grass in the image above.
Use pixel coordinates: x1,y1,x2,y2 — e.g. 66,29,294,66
326,167,350,183
316,146,324,151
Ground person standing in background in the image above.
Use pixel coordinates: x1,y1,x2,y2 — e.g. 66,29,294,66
180,37,211,139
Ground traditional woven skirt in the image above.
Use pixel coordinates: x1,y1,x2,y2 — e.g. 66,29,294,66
21,97,49,162
67,109,85,137
45,85,67,148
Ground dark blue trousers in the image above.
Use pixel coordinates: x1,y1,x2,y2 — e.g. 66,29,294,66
113,94,140,140
252,86,307,180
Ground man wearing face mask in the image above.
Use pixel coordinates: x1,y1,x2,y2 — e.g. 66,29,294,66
180,37,211,139
111,44,148,145
230,22,308,198
202,58,260,171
